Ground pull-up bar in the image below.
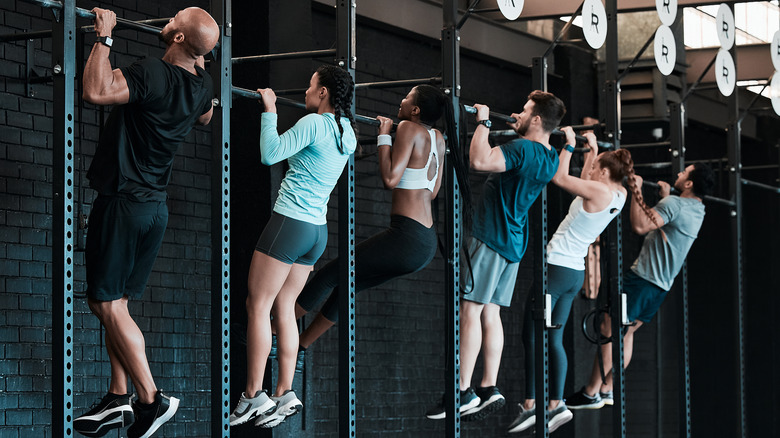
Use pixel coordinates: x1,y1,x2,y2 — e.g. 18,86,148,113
643,180,736,207
741,178,780,194
272,77,443,96
20,0,163,35
232,49,337,64
231,86,380,127
0,17,170,43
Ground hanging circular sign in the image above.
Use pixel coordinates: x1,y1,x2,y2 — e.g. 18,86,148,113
715,3,735,50
771,72,780,117
654,25,677,76
582,0,608,50
497,0,524,21
655,0,677,27
715,49,736,97
771,30,780,71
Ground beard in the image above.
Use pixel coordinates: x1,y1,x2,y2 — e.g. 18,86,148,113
515,118,530,136
158,26,175,46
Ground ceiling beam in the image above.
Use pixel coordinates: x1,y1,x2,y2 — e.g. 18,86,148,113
687,44,774,84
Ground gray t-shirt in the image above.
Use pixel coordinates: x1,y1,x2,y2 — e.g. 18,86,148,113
631,196,705,290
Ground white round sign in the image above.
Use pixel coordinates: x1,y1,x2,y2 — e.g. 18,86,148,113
715,49,736,97
771,72,780,117
654,25,677,76
771,30,780,71
497,0,525,21
655,0,677,27
582,0,608,50
715,3,735,50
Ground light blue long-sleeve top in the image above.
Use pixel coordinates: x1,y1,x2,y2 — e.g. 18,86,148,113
260,112,357,225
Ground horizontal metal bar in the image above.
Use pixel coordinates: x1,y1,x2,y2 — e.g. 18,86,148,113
569,123,605,131
487,128,613,149
463,104,515,123
232,48,336,64
742,164,779,171
621,141,672,149
355,77,441,90
231,86,380,126
741,178,780,194
0,17,170,42
643,180,736,206
19,0,163,35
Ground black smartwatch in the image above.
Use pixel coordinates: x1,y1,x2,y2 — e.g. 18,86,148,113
96,36,113,48
477,119,492,129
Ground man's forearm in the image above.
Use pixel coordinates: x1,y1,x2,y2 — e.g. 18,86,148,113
82,43,114,100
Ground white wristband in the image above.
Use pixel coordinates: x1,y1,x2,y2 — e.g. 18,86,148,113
377,134,392,147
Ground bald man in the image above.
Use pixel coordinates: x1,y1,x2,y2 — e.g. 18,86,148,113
74,7,219,438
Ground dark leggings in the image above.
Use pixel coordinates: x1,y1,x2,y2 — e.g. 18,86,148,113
522,264,584,400
296,215,437,322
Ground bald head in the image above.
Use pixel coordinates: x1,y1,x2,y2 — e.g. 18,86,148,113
160,7,219,56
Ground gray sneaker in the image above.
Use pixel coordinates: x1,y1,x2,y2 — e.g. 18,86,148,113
507,403,535,433
548,401,573,433
255,390,303,428
229,391,275,426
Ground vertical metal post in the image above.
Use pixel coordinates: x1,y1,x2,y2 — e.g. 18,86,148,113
442,1,462,436
52,1,76,436
530,56,549,438
604,0,626,437
725,11,746,435
669,102,691,438
336,1,357,437
209,1,232,437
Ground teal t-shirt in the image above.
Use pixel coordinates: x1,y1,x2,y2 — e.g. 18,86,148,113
471,138,559,262
260,112,357,225
631,195,705,290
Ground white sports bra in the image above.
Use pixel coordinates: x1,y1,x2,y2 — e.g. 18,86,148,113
396,128,440,192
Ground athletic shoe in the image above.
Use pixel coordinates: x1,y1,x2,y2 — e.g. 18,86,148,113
507,403,535,433
74,392,134,437
462,386,506,421
548,401,573,432
229,391,275,426
565,387,605,410
255,390,303,428
600,390,614,406
126,390,179,438
425,387,481,420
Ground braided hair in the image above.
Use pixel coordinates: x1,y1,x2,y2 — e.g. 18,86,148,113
600,148,662,232
315,65,356,154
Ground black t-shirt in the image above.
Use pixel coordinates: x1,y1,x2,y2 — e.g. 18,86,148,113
87,57,213,201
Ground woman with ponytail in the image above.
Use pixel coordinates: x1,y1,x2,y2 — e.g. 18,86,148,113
294,84,467,354
509,128,632,434
230,64,357,429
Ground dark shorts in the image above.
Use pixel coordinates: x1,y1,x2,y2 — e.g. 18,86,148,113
255,212,327,266
86,195,168,301
625,269,669,323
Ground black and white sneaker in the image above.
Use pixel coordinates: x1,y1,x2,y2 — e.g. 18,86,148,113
600,390,614,406
127,390,179,438
565,387,605,410
74,392,134,437
425,387,481,420
462,386,506,422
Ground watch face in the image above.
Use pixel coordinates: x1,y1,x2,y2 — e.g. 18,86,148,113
480,120,492,128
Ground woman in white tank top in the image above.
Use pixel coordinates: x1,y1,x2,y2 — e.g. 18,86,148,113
510,127,645,433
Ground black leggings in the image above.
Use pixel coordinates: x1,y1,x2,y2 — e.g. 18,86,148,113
296,215,437,322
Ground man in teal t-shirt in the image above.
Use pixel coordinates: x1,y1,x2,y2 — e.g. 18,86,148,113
426,91,566,421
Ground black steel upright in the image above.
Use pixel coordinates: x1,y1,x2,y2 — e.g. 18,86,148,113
725,10,746,435
209,1,231,436
336,1,357,436
669,102,692,438
530,56,550,438
51,1,76,436
442,1,462,436
604,0,626,436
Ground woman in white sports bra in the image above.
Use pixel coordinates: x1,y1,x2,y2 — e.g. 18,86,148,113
294,85,470,350
509,127,649,434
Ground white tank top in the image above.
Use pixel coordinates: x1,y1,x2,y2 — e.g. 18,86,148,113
396,128,440,192
547,191,626,270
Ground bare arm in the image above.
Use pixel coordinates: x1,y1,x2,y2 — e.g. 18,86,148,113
629,174,666,234
469,104,506,172
551,127,612,208
377,118,415,189
82,8,130,106
580,132,598,180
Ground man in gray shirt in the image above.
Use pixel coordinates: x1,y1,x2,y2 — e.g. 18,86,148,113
566,162,715,409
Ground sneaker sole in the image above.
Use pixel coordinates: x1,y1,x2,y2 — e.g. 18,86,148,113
425,397,481,420
567,399,605,410
462,396,506,422
602,399,614,406
256,398,302,428
137,396,179,438
229,399,276,426
74,408,134,437
507,415,535,433
549,409,573,433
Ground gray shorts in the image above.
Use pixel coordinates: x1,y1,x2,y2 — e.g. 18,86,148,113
460,237,519,307
255,212,327,266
